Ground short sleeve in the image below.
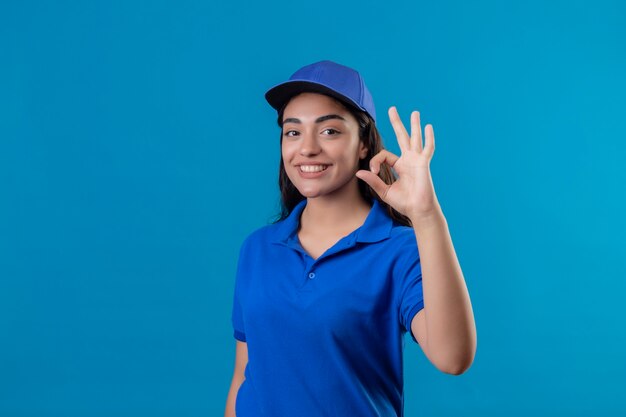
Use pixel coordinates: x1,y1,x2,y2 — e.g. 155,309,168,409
396,232,425,344
231,238,248,342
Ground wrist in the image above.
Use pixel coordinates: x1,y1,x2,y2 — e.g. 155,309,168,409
409,207,447,237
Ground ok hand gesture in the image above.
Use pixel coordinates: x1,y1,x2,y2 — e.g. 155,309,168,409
355,106,442,224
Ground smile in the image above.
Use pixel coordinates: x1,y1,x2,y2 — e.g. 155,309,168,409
299,165,330,173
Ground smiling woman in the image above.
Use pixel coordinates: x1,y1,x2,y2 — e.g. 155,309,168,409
280,92,369,201
224,60,476,417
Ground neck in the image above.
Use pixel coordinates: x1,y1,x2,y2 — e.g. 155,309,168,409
299,187,371,234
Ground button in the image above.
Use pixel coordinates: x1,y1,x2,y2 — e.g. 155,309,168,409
308,272,316,279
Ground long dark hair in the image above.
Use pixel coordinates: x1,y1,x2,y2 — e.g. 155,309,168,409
269,94,413,228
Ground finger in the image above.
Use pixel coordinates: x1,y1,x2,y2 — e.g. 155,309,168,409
424,124,435,158
410,111,423,153
355,170,392,201
388,106,410,153
369,149,400,175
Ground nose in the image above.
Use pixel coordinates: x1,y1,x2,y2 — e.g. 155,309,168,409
299,130,321,155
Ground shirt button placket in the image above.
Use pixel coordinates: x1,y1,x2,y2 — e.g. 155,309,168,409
299,258,316,292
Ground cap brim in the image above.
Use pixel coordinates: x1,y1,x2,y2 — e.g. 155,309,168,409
264,80,364,115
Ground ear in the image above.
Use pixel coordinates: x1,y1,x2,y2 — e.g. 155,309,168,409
358,142,369,159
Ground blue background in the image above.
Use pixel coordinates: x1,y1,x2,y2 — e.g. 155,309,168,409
1,0,625,416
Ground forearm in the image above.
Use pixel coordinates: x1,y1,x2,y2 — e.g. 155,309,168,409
224,374,244,417
410,208,476,374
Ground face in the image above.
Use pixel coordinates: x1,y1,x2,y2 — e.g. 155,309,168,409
281,92,368,199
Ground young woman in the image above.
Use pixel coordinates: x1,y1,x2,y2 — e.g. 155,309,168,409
224,60,476,417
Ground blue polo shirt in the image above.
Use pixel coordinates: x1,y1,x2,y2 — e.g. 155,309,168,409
231,198,424,417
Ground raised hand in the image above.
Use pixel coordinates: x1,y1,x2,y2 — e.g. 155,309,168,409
355,106,442,224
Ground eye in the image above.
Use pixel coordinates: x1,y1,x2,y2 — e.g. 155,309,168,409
282,128,340,137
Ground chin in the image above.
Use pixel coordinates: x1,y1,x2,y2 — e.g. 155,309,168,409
294,186,325,198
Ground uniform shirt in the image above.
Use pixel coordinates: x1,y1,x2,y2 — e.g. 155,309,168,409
231,198,425,417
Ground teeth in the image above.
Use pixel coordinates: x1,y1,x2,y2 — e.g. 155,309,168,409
300,165,329,173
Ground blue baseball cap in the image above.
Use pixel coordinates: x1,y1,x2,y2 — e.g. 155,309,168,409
264,60,377,123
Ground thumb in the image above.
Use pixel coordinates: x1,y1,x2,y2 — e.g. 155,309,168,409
355,170,390,200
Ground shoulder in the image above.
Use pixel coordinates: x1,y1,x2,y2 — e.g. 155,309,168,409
389,223,416,239
387,223,420,254
237,221,285,252
385,223,421,276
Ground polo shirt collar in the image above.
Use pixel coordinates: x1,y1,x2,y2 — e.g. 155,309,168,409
270,198,393,245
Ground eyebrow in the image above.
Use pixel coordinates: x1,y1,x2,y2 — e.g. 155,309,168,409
282,114,347,125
